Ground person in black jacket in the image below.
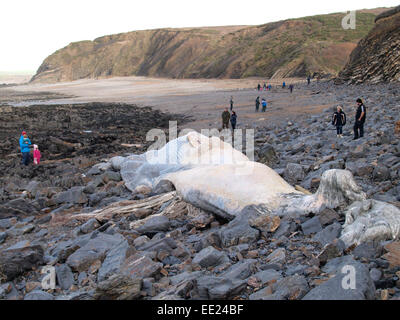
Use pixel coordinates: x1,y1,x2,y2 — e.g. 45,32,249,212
332,105,346,138
354,98,366,140
255,96,260,112
230,111,237,130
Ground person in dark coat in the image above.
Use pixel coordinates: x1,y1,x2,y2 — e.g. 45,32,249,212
255,96,260,112
230,111,237,130
230,96,234,111
332,105,346,138
222,108,231,129
257,83,261,91
354,98,366,140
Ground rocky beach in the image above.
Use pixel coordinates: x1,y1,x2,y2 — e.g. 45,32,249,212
0,3,399,302
0,78,399,300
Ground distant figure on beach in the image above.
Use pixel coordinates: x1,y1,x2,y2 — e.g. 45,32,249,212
261,98,267,112
230,111,237,130
257,83,261,91
255,96,260,112
19,131,32,166
289,84,294,93
230,96,234,111
222,108,231,129
33,144,41,165
263,83,267,91
307,76,311,85
282,82,286,88
354,98,366,140
332,106,346,138
268,84,272,91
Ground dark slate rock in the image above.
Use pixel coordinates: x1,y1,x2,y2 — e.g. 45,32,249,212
313,223,342,246
98,240,131,282
24,290,54,300
56,264,75,291
301,216,323,235
303,256,375,300
192,246,229,268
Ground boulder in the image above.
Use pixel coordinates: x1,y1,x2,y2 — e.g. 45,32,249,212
56,264,75,291
98,240,132,282
94,274,141,300
301,216,323,235
24,290,54,300
55,187,88,205
192,246,229,268
0,241,44,281
303,256,375,300
66,233,125,272
120,253,163,279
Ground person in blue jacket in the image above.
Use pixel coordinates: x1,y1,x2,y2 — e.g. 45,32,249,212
19,131,32,165
261,98,267,112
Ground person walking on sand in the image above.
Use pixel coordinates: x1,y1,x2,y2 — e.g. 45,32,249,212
263,83,267,91
222,108,231,129
19,131,32,166
255,96,260,112
261,98,267,112
230,96,234,111
33,144,41,165
230,111,237,130
282,82,286,89
307,76,311,85
257,83,261,91
332,105,346,138
354,98,366,140
289,84,294,93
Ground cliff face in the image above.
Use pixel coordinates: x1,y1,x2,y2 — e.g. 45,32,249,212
31,10,387,83
337,6,400,84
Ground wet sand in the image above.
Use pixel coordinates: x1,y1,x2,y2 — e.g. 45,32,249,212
1,76,335,131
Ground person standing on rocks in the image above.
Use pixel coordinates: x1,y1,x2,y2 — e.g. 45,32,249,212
222,108,231,129
255,96,260,112
230,111,237,130
332,105,346,138
19,131,32,166
354,98,366,140
230,96,234,111
261,98,267,112
33,144,41,165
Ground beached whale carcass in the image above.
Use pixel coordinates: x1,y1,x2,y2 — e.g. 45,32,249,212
119,132,360,215
116,131,400,246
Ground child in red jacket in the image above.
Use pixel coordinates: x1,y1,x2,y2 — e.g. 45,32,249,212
33,144,41,165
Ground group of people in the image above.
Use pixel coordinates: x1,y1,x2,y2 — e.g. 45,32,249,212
255,96,267,112
19,131,41,166
331,98,366,140
221,108,237,130
257,83,272,91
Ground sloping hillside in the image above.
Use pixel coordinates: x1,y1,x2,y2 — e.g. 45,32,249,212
31,8,390,83
336,6,400,84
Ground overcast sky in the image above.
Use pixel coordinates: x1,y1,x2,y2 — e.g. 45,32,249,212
0,0,398,73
